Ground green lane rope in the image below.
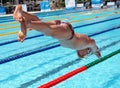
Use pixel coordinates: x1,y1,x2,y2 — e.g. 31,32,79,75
39,49,120,88
86,48,120,68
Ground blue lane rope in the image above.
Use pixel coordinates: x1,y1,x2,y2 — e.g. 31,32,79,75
0,26,120,64
1,16,120,46
74,16,120,29
0,34,43,46
88,26,120,36
0,42,60,64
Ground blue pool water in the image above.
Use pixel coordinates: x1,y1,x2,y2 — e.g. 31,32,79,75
0,8,120,88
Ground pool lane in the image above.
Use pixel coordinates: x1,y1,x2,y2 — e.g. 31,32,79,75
0,28,120,88
0,30,120,88
0,8,120,88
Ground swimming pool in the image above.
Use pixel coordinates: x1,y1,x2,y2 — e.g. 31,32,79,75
0,8,120,88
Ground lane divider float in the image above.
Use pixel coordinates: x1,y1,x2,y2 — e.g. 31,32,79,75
38,49,120,88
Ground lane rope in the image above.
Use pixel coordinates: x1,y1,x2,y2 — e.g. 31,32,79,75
38,49,120,88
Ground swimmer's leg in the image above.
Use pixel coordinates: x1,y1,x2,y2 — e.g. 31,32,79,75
13,5,41,37
22,11,61,25
13,5,60,30
13,4,23,22
14,5,41,22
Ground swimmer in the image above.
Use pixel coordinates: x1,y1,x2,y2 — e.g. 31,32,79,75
13,5,101,58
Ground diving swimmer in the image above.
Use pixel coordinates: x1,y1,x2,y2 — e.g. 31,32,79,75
13,5,101,58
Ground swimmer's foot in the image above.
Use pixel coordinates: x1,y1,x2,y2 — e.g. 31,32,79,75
13,5,23,22
18,17,27,42
77,48,92,58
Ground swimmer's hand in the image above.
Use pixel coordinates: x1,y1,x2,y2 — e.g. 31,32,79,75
18,30,26,42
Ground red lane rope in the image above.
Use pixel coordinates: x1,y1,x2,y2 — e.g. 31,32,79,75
38,66,87,88
38,48,120,88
